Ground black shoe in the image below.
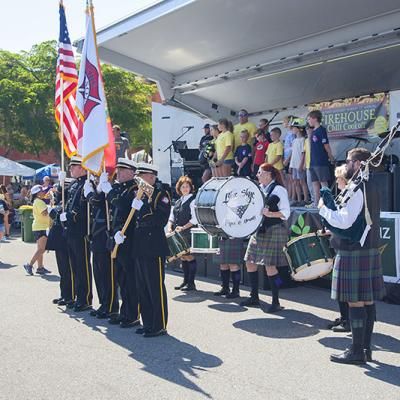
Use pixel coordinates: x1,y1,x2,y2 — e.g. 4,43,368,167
66,301,76,309
74,304,92,312
120,319,141,328
214,288,230,296
52,297,62,304
96,311,110,319
135,327,147,335
365,349,373,362
330,348,366,365
226,290,240,299
58,299,72,306
240,297,260,307
143,329,167,338
332,321,351,332
174,282,188,290
267,303,284,313
181,283,196,292
327,317,342,330
89,309,98,317
108,315,123,325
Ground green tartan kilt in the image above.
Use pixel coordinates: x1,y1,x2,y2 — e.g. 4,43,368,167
331,248,385,302
213,237,244,265
244,223,288,266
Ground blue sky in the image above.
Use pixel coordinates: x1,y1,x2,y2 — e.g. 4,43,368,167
0,0,159,53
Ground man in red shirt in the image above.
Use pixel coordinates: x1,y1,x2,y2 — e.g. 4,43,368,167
252,130,269,177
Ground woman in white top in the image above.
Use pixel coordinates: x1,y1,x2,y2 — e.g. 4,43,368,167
167,176,198,291
241,163,290,313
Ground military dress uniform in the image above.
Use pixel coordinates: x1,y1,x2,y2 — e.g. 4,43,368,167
86,187,118,319
106,160,140,328
62,158,92,312
132,165,171,337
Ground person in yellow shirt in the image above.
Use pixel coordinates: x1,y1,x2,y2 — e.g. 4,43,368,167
215,118,234,177
265,127,284,173
23,185,51,275
300,123,315,205
233,109,257,151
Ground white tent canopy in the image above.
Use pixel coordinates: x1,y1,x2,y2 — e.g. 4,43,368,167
0,156,35,177
76,0,400,120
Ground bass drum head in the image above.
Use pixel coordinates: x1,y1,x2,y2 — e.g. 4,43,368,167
214,177,264,238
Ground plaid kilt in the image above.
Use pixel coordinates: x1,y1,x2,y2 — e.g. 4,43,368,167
331,248,385,302
214,238,244,265
244,223,288,266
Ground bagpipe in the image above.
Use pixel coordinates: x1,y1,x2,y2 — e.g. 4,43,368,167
320,120,400,243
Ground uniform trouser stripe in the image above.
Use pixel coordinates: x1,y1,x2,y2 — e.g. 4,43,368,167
69,257,75,300
84,238,91,305
158,257,166,329
108,256,115,313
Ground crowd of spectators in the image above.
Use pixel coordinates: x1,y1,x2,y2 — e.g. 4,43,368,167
199,108,335,207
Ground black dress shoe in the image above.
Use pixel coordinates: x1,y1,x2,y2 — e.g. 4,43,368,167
143,329,167,338
120,319,141,328
226,290,240,299
267,303,284,313
330,349,366,365
327,317,342,330
109,316,123,325
332,321,351,332
240,297,260,307
174,282,188,290
135,327,147,334
365,349,373,362
52,297,62,304
66,301,76,309
74,304,92,312
89,309,98,317
181,283,196,292
214,288,230,296
96,311,110,319
57,299,71,306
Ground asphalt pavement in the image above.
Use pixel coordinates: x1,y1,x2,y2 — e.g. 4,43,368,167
0,237,399,400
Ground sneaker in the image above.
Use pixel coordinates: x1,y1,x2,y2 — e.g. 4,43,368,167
23,264,33,276
36,267,50,275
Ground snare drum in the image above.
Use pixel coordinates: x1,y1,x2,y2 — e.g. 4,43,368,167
194,177,264,238
166,231,190,262
283,233,335,281
190,228,219,254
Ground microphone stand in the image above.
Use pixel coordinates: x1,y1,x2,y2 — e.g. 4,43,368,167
163,126,194,185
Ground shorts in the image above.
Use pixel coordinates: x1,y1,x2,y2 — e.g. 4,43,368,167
224,159,235,165
309,166,331,183
33,230,47,241
292,168,306,180
0,223,4,233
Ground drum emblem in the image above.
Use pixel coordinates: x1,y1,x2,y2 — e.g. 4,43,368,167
223,188,255,219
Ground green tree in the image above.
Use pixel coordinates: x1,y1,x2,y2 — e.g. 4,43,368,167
0,41,156,156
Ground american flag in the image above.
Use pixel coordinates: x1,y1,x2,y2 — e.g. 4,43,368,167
55,2,78,158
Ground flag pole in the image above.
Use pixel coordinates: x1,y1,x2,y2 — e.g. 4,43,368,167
59,0,65,211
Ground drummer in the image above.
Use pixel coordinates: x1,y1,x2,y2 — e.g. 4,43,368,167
241,163,290,312
167,176,198,291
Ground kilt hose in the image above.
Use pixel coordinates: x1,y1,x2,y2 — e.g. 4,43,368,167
214,238,244,265
244,223,288,266
331,248,385,303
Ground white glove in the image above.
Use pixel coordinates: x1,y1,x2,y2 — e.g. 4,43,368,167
58,171,66,184
131,198,143,210
114,231,126,245
60,212,67,222
83,180,94,198
99,172,109,185
101,181,112,194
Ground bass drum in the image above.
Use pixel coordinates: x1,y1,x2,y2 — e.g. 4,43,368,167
195,177,264,238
